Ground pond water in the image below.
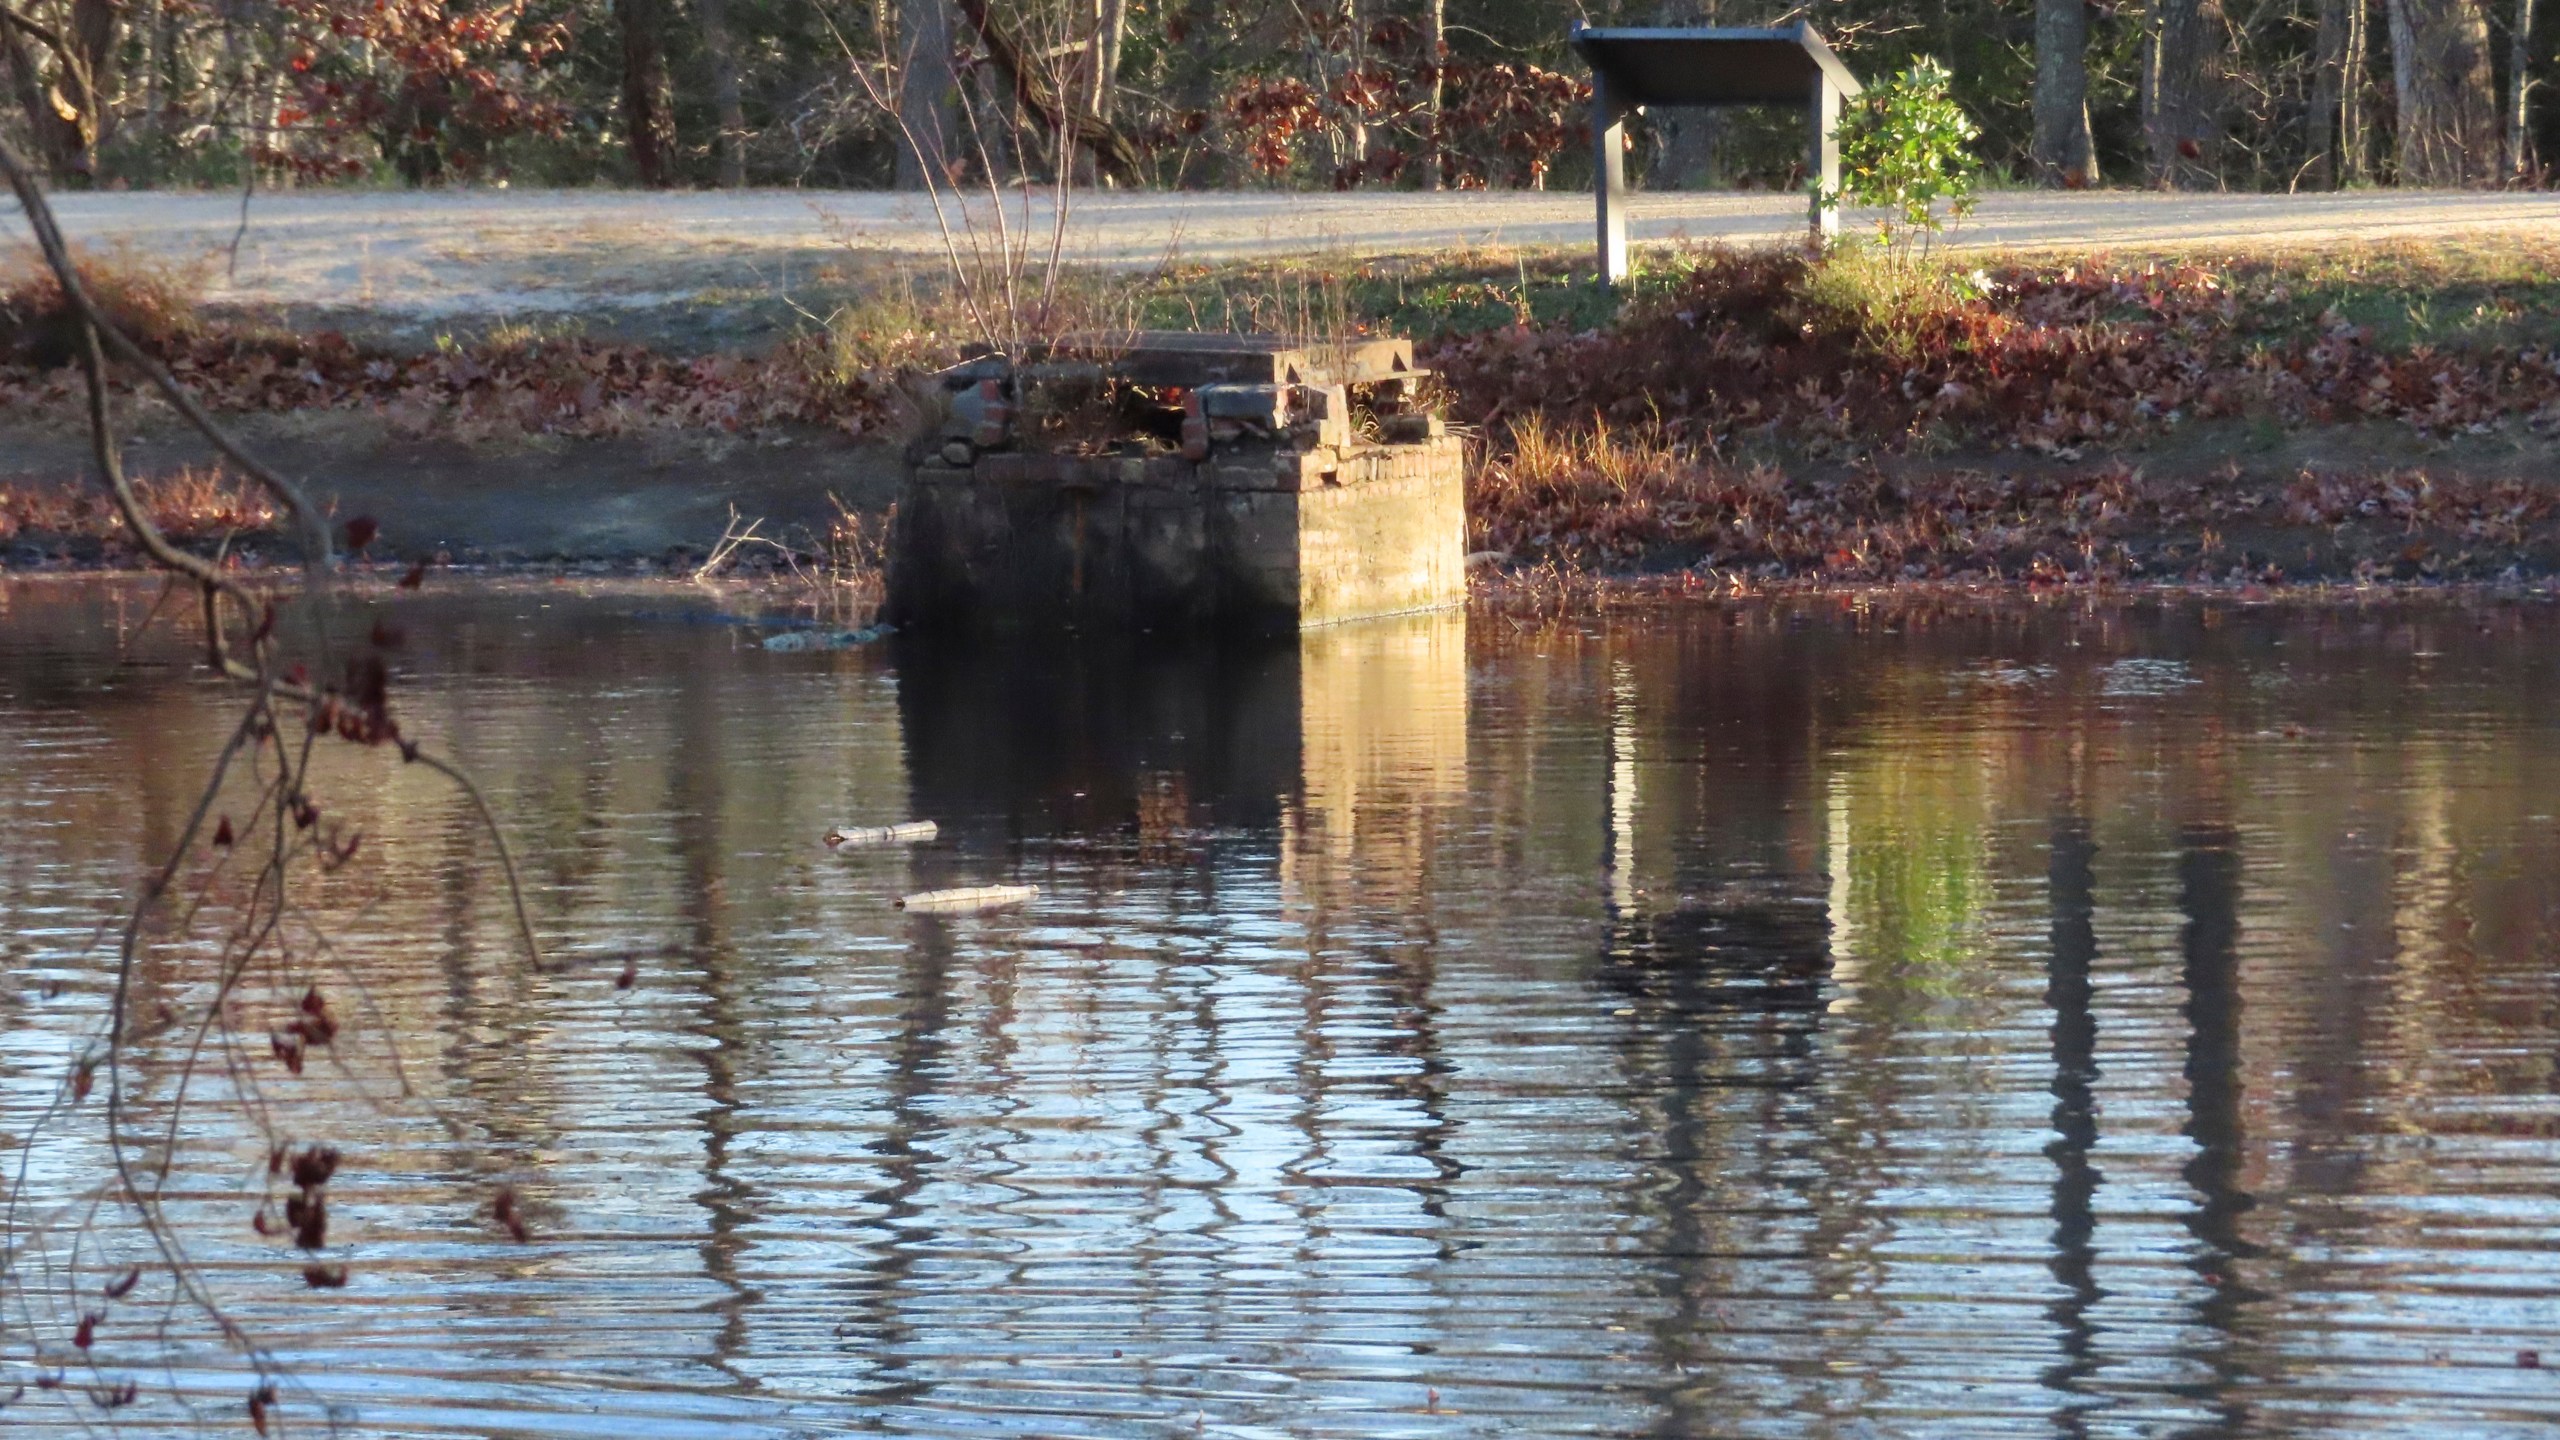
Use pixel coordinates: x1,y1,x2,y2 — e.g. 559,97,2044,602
4,580,2559,1438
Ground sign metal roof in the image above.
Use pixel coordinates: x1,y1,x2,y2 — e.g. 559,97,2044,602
1569,23,1862,107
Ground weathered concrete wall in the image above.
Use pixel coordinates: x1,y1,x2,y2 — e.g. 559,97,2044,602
888,435,1466,633
1296,438,1470,624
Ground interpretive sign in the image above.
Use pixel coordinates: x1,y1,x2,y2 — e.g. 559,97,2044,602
1569,22,1864,284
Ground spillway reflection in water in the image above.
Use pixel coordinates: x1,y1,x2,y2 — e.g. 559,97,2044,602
2,580,2558,1438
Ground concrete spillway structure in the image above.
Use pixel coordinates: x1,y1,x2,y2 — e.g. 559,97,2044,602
885,333,1467,634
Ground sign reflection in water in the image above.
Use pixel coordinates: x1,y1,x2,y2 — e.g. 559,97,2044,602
1,584,2556,1438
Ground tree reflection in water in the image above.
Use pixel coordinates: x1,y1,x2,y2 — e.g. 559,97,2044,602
2,586,2557,1436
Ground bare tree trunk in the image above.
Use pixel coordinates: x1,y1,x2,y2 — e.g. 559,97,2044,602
252,3,285,185
68,0,121,171
1065,0,1096,187
2033,0,2100,185
2145,0,2226,187
2312,0,2341,181
152,0,182,149
1072,0,1127,186
1096,0,1127,121
2387,0,2500,184
0,0,124,177
1658,113,1722,189
966,63,1021,184
2346,0,2373,177
2312,0,2373,184
0,25,69,175
949,0,1143,183
2510,0,2539,177
2389,0,2417,153
1343,0,1369,180
698,0,749,188
895,0,956,189
1652,0,1719,189
1422,0,1445,189
1173,0,1223,186
616,0,678,187
139,0,162,151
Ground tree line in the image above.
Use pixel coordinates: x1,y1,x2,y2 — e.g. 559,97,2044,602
0,0,2549,191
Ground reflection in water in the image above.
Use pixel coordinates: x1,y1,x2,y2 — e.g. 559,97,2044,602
1290,610,1471,911
892,627,1299,848
841,911,951,1407
5,583,2560,1438
672,677,760,1387
2177,823,2256,1436
2043,818,2102,1433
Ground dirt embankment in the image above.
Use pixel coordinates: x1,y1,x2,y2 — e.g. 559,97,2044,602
1440,245,2560,588
1,256,904,569
10,235,2560,587
1,405,900,570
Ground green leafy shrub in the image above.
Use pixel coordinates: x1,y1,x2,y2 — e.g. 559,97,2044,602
1824,59,1983,258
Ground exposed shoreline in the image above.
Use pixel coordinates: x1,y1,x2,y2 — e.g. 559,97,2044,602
11,410,2559,590
9,237,2560,592
1,405,898,571
8,563,2558,616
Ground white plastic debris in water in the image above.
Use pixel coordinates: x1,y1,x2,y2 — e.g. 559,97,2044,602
825,820,939,849
897,884,1039,914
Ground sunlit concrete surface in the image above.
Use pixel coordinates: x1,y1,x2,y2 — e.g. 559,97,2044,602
9,188,2557,319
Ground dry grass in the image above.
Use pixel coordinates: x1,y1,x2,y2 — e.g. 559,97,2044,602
1472,411,2560,585
1,467,282,551
1474,413,1699,555
821,497,891,617
683,494,891,625
0,242,209,367
1791,244,2003,364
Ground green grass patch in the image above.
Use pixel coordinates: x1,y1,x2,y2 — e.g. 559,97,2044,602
1100,235,2560,352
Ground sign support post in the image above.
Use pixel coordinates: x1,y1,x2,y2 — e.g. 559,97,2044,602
1809,72,1843,241
1595,77,1632,286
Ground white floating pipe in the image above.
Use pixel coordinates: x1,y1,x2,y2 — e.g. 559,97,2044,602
896,884,1039,914
825,820,940,849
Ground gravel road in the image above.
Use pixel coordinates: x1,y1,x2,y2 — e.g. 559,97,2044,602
11,187,2556,320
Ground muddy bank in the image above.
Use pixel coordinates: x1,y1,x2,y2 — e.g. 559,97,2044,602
1477,418,2560,588
1,407,900,568
10,240,2560,587
13,407,2560,590
6,376,2559,586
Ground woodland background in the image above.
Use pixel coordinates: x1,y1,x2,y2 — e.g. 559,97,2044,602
0,0,2550,198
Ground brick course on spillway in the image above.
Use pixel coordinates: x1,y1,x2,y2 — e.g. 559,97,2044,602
886,335,1468,633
